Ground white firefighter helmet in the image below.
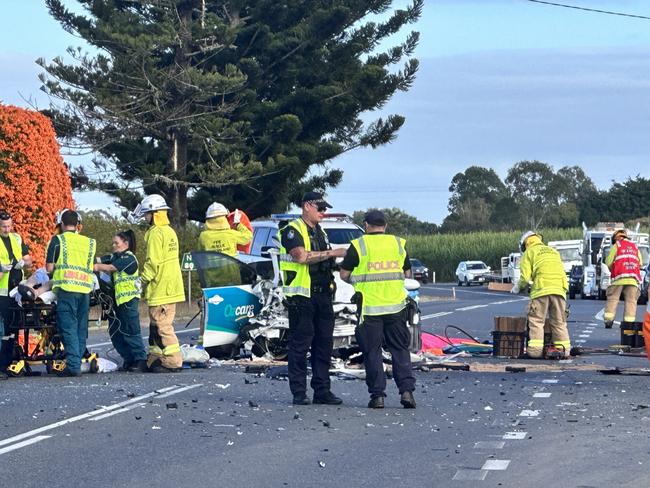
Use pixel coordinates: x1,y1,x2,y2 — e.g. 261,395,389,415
205,202,229,219
128,194,170,223
519,230,542,252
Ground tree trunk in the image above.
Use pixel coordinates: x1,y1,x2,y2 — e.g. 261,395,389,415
167,133,189,228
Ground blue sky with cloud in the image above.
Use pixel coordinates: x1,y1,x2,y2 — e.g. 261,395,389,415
1,1,649,223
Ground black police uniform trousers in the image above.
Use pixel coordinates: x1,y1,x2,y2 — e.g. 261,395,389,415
355,310,415,398
286,291,335,397
0,296,15,369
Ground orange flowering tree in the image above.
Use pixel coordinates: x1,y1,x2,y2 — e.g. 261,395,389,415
0,104,74,267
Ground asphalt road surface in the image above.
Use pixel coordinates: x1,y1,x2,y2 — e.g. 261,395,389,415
1,285,649,488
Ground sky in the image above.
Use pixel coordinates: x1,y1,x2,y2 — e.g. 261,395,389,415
1,1,650,224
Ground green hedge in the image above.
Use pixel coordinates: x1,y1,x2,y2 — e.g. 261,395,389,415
406,228,582,282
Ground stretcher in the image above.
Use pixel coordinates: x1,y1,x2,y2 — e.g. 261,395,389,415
5,270,100,376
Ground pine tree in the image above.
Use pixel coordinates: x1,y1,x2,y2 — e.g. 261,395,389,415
40,0,421,225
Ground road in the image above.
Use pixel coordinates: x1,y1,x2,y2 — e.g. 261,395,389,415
1,285,649,488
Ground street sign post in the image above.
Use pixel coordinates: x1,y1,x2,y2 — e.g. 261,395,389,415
181,253,194,305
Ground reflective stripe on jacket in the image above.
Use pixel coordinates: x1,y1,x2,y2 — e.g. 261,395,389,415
278,219,312,298
114,251,141,306
52,233,96,294
0,233,23,296
518,242,567,299
607,239,641,284
350,234,407,319
142,224,185,306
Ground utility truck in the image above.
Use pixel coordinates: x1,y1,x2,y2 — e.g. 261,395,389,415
548,240,582,276
500,252,521,284
581,222,621,299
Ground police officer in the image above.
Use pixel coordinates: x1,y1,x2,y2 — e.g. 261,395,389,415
512,231,571,358
279,192,346,405
46,210,96,377
131,194,185,373
0,210,32,378
339,210,416,409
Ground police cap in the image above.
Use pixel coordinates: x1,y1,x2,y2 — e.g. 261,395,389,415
363,210,387,227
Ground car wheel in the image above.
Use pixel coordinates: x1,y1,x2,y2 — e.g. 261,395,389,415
458,278,463,286
598,289,606,300
569,290,575,300
464,277,469,287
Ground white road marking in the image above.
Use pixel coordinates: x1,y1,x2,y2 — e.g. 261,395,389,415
503,432,527,440
575,340,586,343
420,311,453,320
89,402,147,421
519,410,539,417
482,459,510,470
88,327,201,348
455,304,489,311
0,384,189,448
452,469,488,481
0,435,51,456
425,286,501,296
533,393,552,398
579,334,590,338
474,441,505,449
155,383,202,398
489,298,529,305
542,379,559,384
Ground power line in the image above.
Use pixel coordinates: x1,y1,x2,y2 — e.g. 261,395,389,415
526,0,650,20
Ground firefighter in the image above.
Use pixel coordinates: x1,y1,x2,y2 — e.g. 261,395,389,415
46,210,96,376
339,210,416,409
0,210,32,378
603,229,642,328
131,194,185,373
512,231,571,358
198,202,252,256
94,230,147,372
278,191,346,405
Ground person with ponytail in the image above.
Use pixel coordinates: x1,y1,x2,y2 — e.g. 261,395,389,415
94,230,147,372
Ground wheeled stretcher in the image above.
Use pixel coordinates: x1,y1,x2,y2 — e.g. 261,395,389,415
5,270,100,376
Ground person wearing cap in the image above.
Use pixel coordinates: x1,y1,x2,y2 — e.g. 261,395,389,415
339,210,416,409
278,191,347,405
134,194,185,373
512,231,570,358
0,211,32,378
46,210,96,376
603,229,642,328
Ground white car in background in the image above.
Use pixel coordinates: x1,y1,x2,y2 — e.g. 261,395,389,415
247,213,364,256
455,260,491,286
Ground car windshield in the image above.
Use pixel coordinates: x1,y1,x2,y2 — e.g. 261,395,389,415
410,259,423,267
467,263,487,270
325,227,363,244
558,248,580,262
190,251,258,288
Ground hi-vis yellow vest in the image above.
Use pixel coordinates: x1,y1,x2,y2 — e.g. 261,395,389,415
52,233,96,294
350,234,407,318
114,251,141,306
278,219,312,298
0,233,23,296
